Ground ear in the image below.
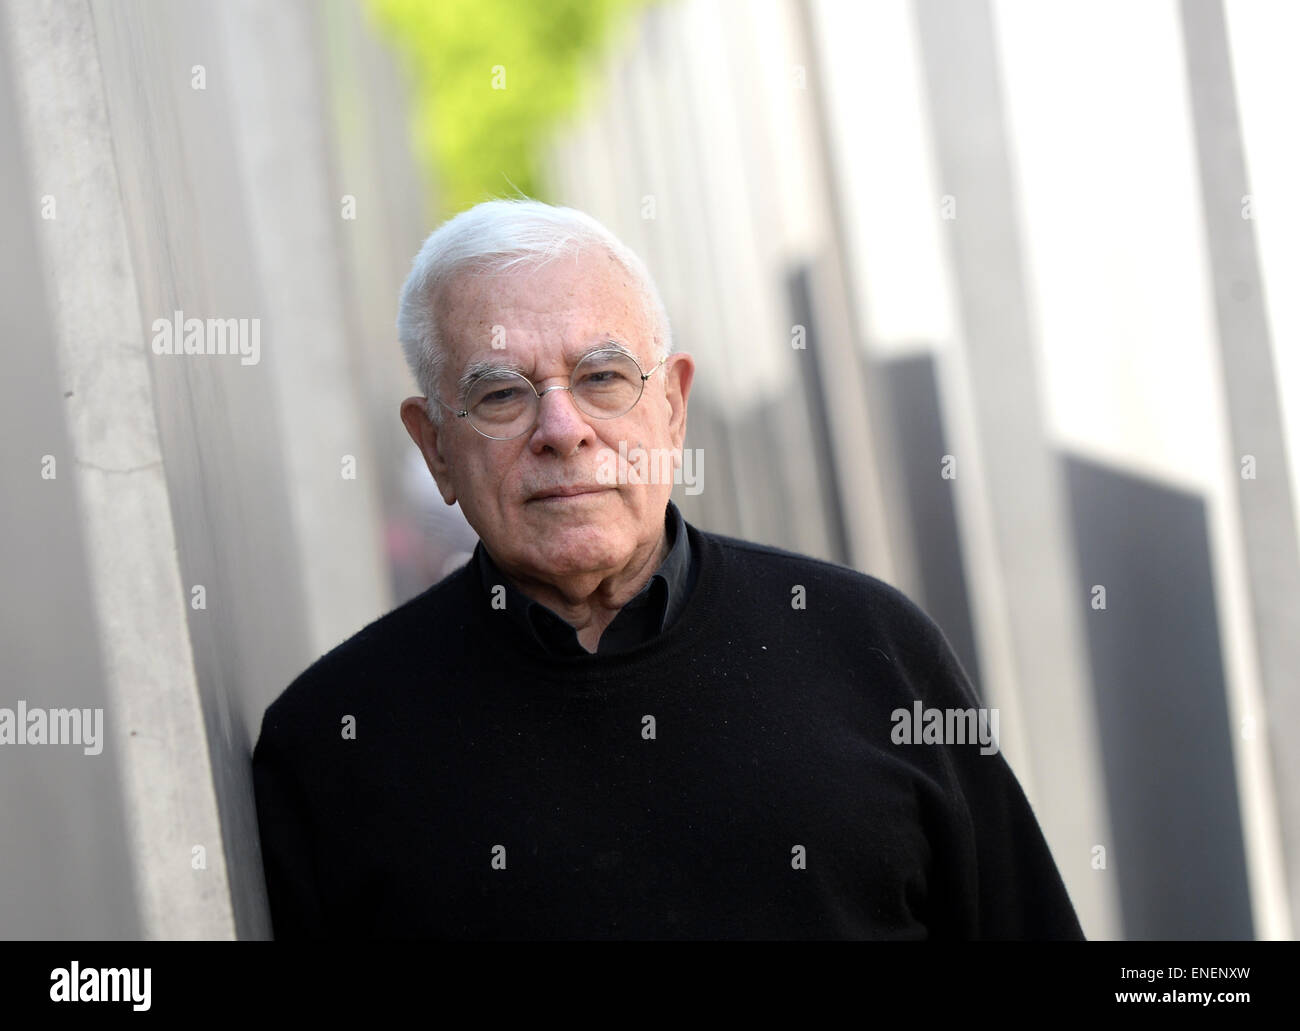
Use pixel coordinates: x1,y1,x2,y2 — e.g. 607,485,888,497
662,352,695,452
400,397,458,505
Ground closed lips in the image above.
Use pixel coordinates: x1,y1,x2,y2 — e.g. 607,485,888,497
531,485,607,499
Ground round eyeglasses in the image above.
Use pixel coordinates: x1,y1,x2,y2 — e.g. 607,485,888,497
432,347,667,440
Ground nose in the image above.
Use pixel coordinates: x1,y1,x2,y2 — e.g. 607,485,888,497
527,384,596,457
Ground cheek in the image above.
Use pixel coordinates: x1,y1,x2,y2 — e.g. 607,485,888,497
450,450,512,522
488,452,532,516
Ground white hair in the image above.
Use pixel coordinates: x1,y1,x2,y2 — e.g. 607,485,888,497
397,198,673,420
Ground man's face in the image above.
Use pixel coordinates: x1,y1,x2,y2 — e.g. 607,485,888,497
401,247,694,588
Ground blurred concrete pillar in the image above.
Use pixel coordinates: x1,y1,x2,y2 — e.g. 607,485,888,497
217,0,391,657
0,8,141,940
319,0,434,543
1180,0,1300,935
912,0,1120,938
623,3,751,537
2,0,236,939
721,0,851,561
1,0,412,939
790,0,915,587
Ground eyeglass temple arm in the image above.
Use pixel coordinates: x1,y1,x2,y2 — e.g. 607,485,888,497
642,355,668,381
428,396,469,419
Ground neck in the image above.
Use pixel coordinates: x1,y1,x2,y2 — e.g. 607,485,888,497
493,529,671,653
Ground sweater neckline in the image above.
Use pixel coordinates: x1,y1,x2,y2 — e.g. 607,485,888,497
463,522,726,685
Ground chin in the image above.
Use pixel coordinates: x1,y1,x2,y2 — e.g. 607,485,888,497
528,525,631,576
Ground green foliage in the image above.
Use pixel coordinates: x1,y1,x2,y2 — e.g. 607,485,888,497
366,0,645,217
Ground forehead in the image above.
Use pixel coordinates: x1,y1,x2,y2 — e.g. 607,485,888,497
436,248,652,366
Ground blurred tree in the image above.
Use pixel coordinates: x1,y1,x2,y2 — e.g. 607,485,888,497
367,0,646,216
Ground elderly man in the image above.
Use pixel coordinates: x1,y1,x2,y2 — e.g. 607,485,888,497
252,199,1084,940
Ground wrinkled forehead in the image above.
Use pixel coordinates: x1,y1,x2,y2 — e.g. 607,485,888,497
434,250,654,368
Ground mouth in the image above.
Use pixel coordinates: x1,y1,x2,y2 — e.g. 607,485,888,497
528,485,612,502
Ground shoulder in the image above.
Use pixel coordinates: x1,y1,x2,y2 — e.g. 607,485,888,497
255,563,475,752
694,526,948,669
697,526,933,625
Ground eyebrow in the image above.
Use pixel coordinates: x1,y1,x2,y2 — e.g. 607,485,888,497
454,338,637,399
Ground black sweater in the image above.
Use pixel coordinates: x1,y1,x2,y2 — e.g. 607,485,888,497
252,522,1085,939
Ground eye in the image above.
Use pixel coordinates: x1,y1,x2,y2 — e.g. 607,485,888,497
480,385,521,404
577,352,639,385
467,370,530,409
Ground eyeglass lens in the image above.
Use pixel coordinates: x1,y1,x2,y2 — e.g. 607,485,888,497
464,349,646,438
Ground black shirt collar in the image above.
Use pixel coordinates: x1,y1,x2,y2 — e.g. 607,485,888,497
474,500,696,656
